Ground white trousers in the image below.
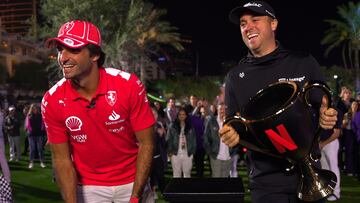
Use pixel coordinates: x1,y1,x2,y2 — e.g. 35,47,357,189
171,154,193,178
210,157,232,178
8,136,21,160
320,139,340,199
77,182,133,203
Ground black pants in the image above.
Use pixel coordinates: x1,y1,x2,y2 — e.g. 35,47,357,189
150,157,165,192
193,150,205,177
23,137,29,154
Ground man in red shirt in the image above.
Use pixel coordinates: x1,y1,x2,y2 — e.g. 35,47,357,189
41,20,155,203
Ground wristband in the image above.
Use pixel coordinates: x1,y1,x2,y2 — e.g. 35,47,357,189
129,196,139,203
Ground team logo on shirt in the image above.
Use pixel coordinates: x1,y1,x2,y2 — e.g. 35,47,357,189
105,91,117,106
108,110,120,121
278,76,306,82
65,116,83,131
71,134,87,143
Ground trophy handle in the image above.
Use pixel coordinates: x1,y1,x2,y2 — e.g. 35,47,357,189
301,80,332,110
297,81,337,201
223,116,281,158
301,80,333,158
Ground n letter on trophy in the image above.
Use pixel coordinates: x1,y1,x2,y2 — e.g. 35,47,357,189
265,124,298,153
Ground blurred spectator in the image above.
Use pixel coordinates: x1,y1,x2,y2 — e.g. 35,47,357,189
184,95,198,116
351,103,360,181
320,107,343,201
166,108,196,178
203,103,233,177
153,101,167,125
0,106,12,202
25,104,46,169
150,108,167,196
209,104,218,117
22,104,30,156
337,86,354,171
338,86,353,113
4,106,21,162
190,106,206,177
343,101,358,176
164,98,178,124
0,107,10,182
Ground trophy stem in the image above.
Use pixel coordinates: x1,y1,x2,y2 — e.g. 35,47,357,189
297,156,337,201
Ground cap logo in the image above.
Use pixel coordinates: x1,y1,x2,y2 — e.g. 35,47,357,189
58,21,75,37
244,2,262,8
48,20,101,48
64,22,74,31
64,38,74,46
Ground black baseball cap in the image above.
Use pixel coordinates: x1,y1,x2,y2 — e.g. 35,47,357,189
229,1,276,24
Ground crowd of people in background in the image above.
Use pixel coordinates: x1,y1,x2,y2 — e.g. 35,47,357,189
148,94,247,199
337,87,360,179
1,88,360,201
0,98,46,202
147,89,360,200
1,102,47,169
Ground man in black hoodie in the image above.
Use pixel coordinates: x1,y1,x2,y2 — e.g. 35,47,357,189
219,1,338,203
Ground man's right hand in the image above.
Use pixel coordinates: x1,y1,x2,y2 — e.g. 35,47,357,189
219,124,240,147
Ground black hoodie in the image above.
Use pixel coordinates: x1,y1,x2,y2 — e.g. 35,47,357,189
225,43,324,192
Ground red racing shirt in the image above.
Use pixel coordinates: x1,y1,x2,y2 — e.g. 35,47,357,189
41,68,155,186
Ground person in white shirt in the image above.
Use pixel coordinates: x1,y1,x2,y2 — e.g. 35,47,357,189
204,104,233,177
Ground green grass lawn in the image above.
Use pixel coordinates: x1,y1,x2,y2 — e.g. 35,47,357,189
7,148,360,202
9,150,63,203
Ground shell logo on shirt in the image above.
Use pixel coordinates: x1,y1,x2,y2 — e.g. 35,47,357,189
65,116,83,131
105,91,117,106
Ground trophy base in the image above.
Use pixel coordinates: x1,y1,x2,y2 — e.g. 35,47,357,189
297,161,337,201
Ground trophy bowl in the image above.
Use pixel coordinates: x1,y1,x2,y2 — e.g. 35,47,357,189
224,80,337,201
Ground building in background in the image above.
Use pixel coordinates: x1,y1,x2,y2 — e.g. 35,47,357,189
0,0,196,83
0,0,37,36
0,0,46,84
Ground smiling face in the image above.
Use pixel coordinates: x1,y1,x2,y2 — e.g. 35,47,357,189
240,13,278,57
57,44,99,80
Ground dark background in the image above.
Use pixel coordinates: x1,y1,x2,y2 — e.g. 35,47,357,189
153,0,352,75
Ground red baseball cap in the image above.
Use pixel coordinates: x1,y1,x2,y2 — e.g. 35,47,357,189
46,20,102,48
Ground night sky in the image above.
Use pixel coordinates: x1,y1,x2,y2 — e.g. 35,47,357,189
153,0,353,76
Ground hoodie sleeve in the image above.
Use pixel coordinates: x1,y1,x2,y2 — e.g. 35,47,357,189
225,72,241,116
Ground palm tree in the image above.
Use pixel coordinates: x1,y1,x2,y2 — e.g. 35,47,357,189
108,0,184,82
39,0,184,82
321,1,360,92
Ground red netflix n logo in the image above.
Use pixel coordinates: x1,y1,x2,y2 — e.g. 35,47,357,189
264,124,298,153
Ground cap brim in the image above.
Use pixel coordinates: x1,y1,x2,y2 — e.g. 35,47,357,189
229,7,270,24
229,7,250,24
45,36,87,49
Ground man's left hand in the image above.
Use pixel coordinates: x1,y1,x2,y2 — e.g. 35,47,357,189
319,97,338,129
